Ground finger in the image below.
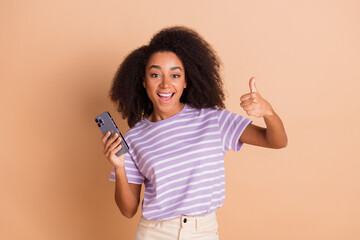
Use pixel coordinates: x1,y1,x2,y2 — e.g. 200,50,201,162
240,93,251,102
104,133,118,153
110,135,122,150
241,95,258,106
242,104,257,112
246,109,260,117
246,110,254,117
249,77,257,93
105,136,121,157
101,131,111,144
109,143,123,158
240,98,252,107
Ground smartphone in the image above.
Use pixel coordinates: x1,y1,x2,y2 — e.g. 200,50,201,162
95,111,129,156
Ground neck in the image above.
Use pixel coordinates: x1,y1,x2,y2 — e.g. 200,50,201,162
148,103,185,122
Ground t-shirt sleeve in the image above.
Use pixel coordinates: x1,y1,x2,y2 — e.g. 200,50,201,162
217,108,252,152
109,152,145,184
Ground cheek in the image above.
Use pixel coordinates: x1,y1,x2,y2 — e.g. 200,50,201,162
143,78,153,89
145,88,155,102
144,83,156,99
178,79,186,89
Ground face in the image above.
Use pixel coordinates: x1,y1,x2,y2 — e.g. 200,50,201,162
143,51,187,121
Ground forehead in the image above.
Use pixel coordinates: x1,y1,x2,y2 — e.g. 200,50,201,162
146,51,184,68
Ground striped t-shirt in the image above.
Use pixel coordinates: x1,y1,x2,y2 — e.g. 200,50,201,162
110,104,252,220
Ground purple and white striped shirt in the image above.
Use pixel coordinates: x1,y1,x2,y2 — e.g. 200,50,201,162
110,104,252,220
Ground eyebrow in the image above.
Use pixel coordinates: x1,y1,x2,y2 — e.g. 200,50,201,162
149,65,183,71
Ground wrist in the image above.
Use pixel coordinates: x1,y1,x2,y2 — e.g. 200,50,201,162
264,104,275,119
114,165,126,173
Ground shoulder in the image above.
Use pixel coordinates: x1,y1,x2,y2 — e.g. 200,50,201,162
124,118,148,140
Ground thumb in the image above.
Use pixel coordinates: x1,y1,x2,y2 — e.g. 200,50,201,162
249,77,257,93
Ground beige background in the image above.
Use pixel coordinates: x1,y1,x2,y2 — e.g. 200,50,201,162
1,0,360,239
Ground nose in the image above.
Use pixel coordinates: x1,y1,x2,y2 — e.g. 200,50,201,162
160,75,170,88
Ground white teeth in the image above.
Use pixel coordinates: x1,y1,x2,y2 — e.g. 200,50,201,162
158,93,173,97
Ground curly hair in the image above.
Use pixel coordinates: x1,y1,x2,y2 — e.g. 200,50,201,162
110,26,225,128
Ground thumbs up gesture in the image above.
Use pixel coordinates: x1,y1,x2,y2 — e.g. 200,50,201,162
240,77,273,118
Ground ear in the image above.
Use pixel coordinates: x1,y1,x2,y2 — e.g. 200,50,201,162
142,77,146,88
184,78,187,88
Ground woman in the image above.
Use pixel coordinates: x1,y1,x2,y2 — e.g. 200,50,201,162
101,26,287,240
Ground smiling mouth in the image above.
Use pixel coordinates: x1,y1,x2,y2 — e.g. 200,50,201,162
157,93,175,102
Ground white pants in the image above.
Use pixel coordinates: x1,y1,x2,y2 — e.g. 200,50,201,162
134,212,219,240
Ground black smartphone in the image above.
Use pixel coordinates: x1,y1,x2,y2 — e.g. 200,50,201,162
95,111,129,156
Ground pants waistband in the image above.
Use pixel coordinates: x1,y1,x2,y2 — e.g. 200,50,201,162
139,211,218,230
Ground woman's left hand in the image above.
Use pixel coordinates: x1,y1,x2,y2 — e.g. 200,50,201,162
240,77,274,118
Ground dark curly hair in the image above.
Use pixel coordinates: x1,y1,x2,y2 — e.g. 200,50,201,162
110,26,225,128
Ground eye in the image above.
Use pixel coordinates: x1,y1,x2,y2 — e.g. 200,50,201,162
172,74,180,78
150,73,160,78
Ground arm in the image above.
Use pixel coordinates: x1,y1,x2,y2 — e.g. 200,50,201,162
102,132,142,218
114,167,142,218
238,77,288,149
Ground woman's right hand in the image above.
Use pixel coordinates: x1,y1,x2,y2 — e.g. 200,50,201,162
101,131,125,169
102,132,142,218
